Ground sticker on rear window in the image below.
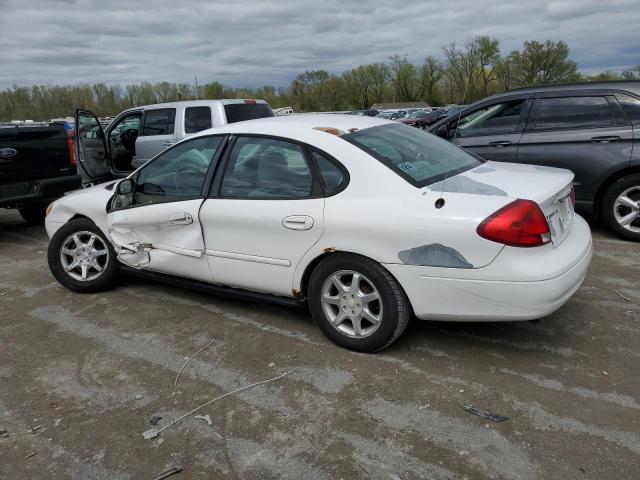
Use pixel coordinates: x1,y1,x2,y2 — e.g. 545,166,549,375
399,162,414,172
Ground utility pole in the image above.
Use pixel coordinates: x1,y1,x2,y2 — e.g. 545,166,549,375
194,76,199,100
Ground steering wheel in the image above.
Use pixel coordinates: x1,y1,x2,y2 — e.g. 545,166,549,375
119,128,138,150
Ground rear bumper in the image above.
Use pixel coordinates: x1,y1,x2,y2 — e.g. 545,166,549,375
0,175,81,207
385,215,593,321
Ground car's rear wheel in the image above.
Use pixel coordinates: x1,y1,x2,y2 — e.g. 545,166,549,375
600,173,640,241
308,253,411,352
47,218,118,292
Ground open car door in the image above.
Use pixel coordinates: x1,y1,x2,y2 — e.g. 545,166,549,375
75,109,114,185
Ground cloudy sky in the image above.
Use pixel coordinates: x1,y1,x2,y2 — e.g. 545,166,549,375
1,0,638,89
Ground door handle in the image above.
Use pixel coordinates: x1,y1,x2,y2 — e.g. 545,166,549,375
169,212,193,225
489,141,512,148
282,215,314,231
590,136,621,144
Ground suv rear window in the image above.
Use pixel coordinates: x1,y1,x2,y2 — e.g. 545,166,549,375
532,97,614,130
142,108,176,136
184,106,212,133
344,123,481,187
224,103,274,123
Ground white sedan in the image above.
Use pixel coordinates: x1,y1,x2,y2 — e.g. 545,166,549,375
45,114,592,352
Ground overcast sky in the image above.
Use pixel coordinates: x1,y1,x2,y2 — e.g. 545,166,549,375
1,0,638,89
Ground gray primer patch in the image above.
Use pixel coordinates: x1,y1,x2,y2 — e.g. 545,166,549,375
471,166,497,174
429,175,507,196
398,243,473,268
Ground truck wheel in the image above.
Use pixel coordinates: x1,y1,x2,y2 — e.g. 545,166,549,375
308,253,411,352
19,202,47,225
47,219,118,293
600,173,640,242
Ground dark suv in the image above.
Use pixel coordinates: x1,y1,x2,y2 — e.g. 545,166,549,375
429,81,640,241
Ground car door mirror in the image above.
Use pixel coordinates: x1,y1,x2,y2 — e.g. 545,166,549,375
435,124,449,139
117,178,136,195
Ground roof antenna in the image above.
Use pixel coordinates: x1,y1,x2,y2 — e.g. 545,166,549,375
436,76,469,209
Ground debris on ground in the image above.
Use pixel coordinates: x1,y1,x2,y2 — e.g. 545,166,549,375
194,414,212,426
614,289,631,302
174,338,217,387
150,415,162,426
25,451,36,459
0,427,7,435
135,394,143,400
143,368,297,440
151,466,183,480
27,425,45,434
461,404,509,422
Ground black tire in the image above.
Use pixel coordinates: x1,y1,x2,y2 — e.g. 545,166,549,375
47,218,118,293
19,202,47,225
308,253,411,352
600,173,640,242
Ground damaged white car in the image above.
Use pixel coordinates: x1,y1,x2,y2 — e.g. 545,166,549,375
45,113,592,352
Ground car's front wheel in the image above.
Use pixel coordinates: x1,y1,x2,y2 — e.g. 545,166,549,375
600,173,640,241
308,254,411,352
47,218,118,292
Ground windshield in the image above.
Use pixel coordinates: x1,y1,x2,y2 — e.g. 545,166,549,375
343,123,481,187
409,111,428,119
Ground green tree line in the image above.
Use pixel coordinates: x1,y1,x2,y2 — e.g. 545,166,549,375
2,38,639,121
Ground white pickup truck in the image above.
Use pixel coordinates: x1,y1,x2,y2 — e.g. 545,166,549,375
76,99,273,185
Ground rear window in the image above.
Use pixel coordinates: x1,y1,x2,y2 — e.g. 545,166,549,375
142,108,176,136
532,96,614,130
224,103,274,123
184,106,212,133
343,123,481,187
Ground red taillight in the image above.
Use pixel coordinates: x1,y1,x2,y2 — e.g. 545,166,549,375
67,132,77,166
477,199,551,247
570,187,576,206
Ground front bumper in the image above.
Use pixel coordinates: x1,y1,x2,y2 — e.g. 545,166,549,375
385,215,593,321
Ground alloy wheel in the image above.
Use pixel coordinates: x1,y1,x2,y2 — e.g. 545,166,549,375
59,231,109,282
320,270,383,338
613,186,640,234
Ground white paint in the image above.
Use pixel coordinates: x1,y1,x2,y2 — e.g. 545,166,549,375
45,114,592,323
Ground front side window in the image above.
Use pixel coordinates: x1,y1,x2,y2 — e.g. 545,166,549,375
455,100,525,136
531,96,614,130
220,136,314,198
142,108,176,136
185,106,212,133
134,136,223,205
344,123,481,187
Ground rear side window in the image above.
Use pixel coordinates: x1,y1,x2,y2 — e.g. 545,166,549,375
142,108,176,136
185,106,212,133
616,93,640,125
224,103,274,123
531,97,614,130
310,149,348,195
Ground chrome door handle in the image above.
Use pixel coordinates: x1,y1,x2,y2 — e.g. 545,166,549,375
489,140,512,148
169,212,193,225
282,215,314,231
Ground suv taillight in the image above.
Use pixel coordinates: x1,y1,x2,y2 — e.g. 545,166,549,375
477,199,551,247
67,132,76,166
570,187,576,206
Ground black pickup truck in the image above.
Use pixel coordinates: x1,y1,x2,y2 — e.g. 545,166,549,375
0,122,81,224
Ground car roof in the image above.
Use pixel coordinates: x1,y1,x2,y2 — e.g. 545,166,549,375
122,98,269,113
194,113,395,137
486,80,640,100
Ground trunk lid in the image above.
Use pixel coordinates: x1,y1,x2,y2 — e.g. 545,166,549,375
432,161,575,246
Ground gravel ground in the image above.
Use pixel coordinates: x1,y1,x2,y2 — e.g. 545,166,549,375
0,208,639,480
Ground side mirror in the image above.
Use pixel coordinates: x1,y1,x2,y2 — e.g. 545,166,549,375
117,178,135,195
435,124,449,139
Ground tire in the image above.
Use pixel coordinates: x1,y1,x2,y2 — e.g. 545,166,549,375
47,218,118,293
19,202,47,225
600,173,640,242
308,253,411,352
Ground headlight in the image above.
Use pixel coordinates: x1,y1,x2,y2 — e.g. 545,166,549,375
45,202,54,216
